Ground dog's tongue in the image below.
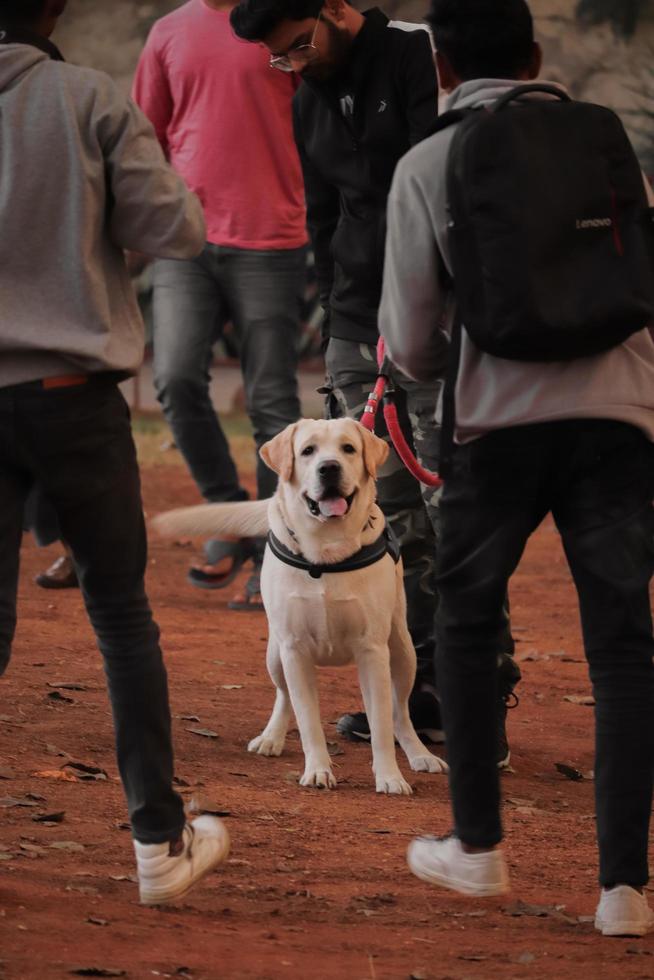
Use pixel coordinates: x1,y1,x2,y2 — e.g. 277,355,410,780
318,496,348,518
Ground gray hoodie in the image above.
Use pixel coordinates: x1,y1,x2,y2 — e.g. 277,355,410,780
379,78,654,444
0,44,205,386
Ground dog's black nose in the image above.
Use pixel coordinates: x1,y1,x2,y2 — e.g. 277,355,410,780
318,459,341,480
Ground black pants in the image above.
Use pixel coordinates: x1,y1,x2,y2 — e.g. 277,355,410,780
437,420,654,887
23,485,62,548
0,380,185,844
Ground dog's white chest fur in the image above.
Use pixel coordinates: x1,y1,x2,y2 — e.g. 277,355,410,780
262,554,395,667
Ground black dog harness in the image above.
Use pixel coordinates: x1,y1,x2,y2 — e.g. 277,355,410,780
267,523,400,579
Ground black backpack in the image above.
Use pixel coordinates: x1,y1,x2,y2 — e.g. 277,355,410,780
438,84,654,362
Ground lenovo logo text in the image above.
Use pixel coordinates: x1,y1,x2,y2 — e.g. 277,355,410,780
576,217,613,229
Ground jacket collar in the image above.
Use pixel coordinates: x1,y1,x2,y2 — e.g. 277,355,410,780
347,8,389,75
0,27,64,61
267,522,400,579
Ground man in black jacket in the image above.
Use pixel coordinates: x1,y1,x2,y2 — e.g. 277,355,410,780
231,0,518,757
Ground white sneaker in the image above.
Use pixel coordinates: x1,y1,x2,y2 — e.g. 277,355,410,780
595,885,654,937
134,815,230,905
407,834,510,897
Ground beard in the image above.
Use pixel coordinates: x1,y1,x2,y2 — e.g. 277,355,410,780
300,18,352,81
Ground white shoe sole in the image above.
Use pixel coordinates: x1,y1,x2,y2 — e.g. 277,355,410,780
139,824,231,905
595,916,654,937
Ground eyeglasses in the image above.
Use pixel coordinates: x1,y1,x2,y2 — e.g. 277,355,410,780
269,13,321,72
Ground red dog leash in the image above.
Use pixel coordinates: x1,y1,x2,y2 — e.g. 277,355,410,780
360,338,443,488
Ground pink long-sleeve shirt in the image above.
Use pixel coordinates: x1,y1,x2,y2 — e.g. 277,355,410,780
132,0,307,250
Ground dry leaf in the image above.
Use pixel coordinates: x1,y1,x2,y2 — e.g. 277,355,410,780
0,796,40,808
63,761,107,781
19,843,48,856
70,970,126,977
554,762,584,781
47,682,87,691
33,769,78,782
563,695,595,706
32,811,65,824
187,794,231,817
47,691,74,704
185,727,219,739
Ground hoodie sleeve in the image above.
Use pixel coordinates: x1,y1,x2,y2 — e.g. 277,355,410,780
95,80,205,259
379,154,449,382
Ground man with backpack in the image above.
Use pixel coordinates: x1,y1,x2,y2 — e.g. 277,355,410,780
0,0,230,903
380,0,654,937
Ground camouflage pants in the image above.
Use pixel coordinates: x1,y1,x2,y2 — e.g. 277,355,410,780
324,338,519,697
324,337,441,684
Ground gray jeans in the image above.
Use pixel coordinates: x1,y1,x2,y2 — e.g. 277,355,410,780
153,243,306,503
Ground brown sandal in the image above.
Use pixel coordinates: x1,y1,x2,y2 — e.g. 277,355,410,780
187,539,254,590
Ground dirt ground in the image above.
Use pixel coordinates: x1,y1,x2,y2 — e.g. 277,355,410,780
1,416,653,980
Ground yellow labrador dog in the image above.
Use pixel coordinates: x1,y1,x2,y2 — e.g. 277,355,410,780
153,418,447,795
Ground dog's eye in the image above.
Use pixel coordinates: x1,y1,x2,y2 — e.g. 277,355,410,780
342,443,356,454
301,445,315,457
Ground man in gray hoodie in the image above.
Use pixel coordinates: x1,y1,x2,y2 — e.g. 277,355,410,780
0,0,230,904
380,0,654,939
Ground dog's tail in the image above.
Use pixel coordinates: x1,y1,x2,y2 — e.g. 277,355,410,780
151,499,271,540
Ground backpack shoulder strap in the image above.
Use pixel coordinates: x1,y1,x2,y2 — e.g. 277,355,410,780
491,83,571,112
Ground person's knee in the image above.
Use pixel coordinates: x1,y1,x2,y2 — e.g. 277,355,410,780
154,370,209,415
91,611,162,670
248,390,300,445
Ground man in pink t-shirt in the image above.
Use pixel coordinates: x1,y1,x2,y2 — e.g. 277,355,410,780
133,0,307,608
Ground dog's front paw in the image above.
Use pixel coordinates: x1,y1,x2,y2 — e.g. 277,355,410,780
248,733,285,757
300,766,337,789
409,752,449,774
375,773,413,795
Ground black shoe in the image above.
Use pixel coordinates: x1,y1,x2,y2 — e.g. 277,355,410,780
34,555,79,590
497,690,519,770
336,691,444,745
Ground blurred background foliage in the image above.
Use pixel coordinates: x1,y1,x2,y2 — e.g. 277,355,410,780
53,0,654,174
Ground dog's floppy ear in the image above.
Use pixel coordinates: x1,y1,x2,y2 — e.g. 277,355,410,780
357,422,389,479
260,422,298,481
